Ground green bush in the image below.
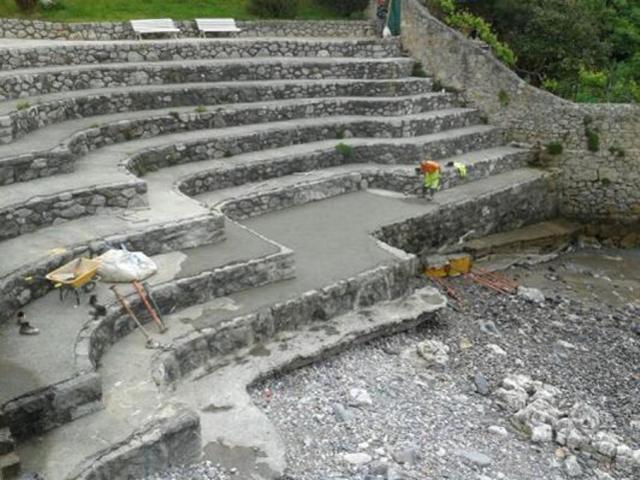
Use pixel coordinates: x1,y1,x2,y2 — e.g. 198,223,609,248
584,123,600,152
16,100,30,111
318,0,369,17
498,89,510,106
412,62,428,78
14,0,36,11
426,0,516,67
545,142,563,155
248,0,299,19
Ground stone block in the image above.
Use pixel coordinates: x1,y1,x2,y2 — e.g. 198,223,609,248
0,428,15,456
0,452,20,479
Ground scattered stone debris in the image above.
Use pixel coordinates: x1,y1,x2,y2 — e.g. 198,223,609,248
348,388,373,408
517,286,546,304
244,252,640,480
415,338,450,369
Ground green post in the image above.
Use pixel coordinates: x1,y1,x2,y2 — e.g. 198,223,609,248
388,0,401,36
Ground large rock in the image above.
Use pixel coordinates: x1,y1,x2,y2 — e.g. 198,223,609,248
416,339,450,370
343,452,372,466
517,286,546,304
348,388,373,408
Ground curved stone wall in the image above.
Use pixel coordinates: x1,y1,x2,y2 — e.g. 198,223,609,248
0,58,413,101
401,0,640,224
0,78,432,148
0,19,376,41
66,406,201,480
0,38,402,71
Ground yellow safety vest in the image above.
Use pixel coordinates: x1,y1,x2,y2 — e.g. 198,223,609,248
454,162,467,178
424,170,441,189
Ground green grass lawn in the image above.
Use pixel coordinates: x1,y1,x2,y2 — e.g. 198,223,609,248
0,0,342,21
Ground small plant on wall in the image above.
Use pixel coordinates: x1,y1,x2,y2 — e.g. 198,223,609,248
545,141,563,155
335,142,354,158
583,116,600,153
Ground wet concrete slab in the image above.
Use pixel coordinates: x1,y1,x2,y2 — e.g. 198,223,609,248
0,222,277,405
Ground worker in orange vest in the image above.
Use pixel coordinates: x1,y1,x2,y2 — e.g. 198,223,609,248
417,160,441,199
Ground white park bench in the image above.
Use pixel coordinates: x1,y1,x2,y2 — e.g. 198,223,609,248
196,18,242,37
130,19,181,40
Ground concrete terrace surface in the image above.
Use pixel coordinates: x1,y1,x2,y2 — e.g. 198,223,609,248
0,189,428,404
0,221,278,405
12,189,436,479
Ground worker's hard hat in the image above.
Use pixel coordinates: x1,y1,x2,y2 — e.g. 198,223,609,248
420,160,440,174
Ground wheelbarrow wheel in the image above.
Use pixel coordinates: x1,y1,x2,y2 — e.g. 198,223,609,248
82,280,97,293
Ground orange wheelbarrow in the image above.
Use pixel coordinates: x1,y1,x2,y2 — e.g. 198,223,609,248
46,257,100,306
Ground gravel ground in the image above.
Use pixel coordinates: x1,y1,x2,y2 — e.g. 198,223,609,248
147,248,639,480
247,248,640,480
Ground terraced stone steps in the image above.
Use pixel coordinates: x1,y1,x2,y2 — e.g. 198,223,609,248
0,110,489,239
11,167,551,479
0,38,403,70
193,146,532,218
0,57,414,100
0,221,286,406
0,32,554,479
0,78,436,146
0,92,459,178
0,129,512,277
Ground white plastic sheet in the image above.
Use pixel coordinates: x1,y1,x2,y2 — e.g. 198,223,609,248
97,249,157,283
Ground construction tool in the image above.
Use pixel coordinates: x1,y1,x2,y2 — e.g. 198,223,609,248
131,281,167,333
142,282,166,324
110,285,157,349
431,276,464,311
466,268,518,295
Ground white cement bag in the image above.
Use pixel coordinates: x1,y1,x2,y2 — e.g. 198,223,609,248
97,249,157,283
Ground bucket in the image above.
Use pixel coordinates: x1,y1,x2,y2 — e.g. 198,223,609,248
448,254,472,276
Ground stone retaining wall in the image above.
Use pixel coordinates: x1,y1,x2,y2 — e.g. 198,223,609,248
0,148,74,184
77,248,295,369
0,38,401,70
1,373,101,440
1,91,445,186
0,230,289,443
215,149,531,219
0,213,224,325
401,0,640,224
181,143,530,201
128,111,488,176
374,171,558,260
0,78,434,147
0,57,413,101
153,257,418,384
0,19,376,41
0,180,147,241
66,405,201,480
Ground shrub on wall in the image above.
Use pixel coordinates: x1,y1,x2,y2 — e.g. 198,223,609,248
248,0,300,19
425,0,516,67
319,0,369,18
